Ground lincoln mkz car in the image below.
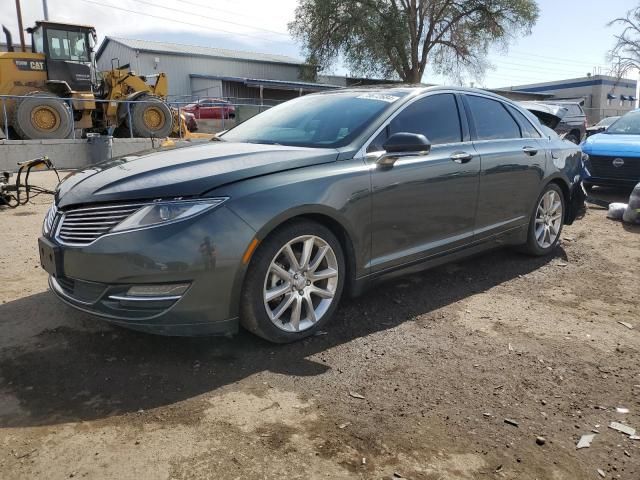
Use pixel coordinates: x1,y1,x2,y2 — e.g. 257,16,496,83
39,87,585,343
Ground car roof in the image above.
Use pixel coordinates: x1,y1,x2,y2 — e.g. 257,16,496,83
313,84,520,102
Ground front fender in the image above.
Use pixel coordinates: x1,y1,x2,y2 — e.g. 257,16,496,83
212,159,372,278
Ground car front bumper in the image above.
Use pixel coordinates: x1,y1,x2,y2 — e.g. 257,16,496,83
584,176,639,188
43,205,255,336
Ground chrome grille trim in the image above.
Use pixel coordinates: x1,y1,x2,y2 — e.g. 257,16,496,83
56,203,144,246
43,203,59,236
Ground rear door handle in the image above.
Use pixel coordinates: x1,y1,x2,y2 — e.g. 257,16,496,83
450,152,473,164
523,146,538,156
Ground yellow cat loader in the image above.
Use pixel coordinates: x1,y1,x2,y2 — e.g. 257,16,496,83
0,21,189,140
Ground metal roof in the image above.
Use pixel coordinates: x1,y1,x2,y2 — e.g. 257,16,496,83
96,37,305,66
189,74,340,91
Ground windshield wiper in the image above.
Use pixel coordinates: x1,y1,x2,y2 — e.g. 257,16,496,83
246,140,282,146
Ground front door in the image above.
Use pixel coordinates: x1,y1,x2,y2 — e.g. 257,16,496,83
368,93,480,273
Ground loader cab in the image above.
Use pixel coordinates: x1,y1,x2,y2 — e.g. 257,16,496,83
28,21,96,93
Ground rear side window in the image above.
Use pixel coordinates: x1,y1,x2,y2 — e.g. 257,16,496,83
466,95,521,140
506,105,542,138
565,104,583,115
367,93,462,151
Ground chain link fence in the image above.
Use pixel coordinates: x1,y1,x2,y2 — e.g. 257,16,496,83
0,94,278,141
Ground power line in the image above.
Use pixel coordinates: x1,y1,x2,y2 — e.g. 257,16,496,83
506,49,610,67
130,0,291,38
494,54,609,70
77,0,286,44
173,0,281,26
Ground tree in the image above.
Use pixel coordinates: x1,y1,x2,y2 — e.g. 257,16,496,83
608,6,640,78
289,0,539,83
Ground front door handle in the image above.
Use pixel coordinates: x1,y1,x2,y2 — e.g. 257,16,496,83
450,152,473,164
523,146,538,156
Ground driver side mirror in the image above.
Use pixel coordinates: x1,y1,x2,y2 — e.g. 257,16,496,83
377,132,431,167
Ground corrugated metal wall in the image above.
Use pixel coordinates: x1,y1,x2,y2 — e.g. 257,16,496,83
97,42,302,98
190,77,301,105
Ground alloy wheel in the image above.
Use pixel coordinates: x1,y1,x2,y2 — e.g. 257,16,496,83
535,190,563,249
263,235,339,333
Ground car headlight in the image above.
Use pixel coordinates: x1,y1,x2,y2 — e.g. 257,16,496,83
111,198,227,233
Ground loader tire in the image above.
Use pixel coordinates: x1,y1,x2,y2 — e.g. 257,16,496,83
13,92,73,140
127,95,173,138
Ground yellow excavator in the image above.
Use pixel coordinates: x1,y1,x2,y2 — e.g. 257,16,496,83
0,21,201,140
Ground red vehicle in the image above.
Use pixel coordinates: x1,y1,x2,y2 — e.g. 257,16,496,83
182,98,236,120
182,111,198,132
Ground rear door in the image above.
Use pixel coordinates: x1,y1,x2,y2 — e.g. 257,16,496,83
463,94,546,240
368,93,480,272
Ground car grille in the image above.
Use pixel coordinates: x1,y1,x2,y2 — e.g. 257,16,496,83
57,203,143,245
588,155,640,180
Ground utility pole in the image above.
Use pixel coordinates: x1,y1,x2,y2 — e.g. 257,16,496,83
42,0,49,20
14,0,26,52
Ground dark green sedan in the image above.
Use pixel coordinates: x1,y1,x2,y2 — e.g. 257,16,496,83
39,86,585,342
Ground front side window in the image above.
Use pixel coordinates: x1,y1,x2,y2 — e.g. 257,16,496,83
367,93,462,152
466,95,521,140
46,28,89,62
222,91,407,148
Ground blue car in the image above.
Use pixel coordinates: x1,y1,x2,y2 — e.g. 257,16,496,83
582,109,640,188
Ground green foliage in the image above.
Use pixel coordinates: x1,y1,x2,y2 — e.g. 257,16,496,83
289,0,539,83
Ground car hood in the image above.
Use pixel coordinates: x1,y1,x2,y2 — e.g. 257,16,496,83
56,142,339,208
582,133,640,156
519,102,568,130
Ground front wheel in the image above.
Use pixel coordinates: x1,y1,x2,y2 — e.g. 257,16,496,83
240,220,345,343
521,183,565,256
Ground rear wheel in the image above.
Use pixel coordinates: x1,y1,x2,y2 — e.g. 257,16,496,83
13,92,73,140
240,220,345,343
521,183,565,256
127,95,173,138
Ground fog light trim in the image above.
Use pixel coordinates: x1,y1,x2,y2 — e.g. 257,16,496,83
107,283,190,302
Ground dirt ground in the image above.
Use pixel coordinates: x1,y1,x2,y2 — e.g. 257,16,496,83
0,171,639,480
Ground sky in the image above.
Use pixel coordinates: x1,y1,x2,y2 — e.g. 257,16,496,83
1,0,638,88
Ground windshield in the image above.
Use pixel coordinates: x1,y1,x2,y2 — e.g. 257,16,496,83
221,91,406,148
46,28,90,62
596,116,619,127
606,111,640,135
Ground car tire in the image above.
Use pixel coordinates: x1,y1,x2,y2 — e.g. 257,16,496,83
521,183,565,256
127,95,173,138
240,220,345,343
13,92,73,140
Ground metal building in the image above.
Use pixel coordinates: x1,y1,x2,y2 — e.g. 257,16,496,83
95,37,337,103
501,75,638,123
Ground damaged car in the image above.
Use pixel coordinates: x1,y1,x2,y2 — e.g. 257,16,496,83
582,109,640,189
39,87,585,342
